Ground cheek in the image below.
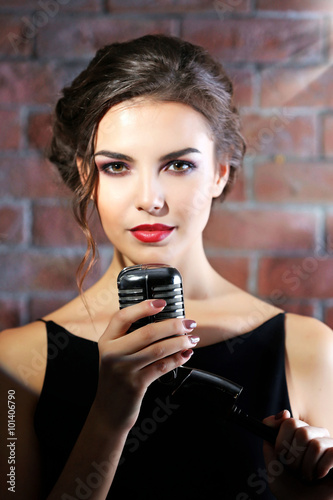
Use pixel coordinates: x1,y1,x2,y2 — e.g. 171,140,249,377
95,181,125,234
176,178,215,221
97,176,130,208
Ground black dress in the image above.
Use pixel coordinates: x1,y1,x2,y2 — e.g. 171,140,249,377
34,313,291,499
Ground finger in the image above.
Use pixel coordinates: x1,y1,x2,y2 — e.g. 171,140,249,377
262,410,291,453
125,317,197,353
275,417,308,458
123,330,200,372
140,347,195,386
279,422,328,473
316,446,333,480
102,299,167,340
101,316,197,359
262,410,290,463
301,436,333,481
262,409,291,431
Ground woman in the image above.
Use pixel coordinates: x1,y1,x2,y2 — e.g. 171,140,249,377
0,34,333,500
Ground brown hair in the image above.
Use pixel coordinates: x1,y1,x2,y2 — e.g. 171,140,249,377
48,34,246,290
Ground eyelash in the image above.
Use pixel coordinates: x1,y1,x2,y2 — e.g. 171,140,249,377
97,160,197,176
98,162,129,175
165,160,197,174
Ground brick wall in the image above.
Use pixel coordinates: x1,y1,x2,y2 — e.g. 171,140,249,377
1,0,333,329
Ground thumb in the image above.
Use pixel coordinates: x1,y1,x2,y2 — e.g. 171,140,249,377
263,409,291,429
262,410,291,463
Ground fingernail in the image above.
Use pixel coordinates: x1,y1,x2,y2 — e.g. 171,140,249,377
275,410,285,420
151,299,166,309
182,319,197,330
188,335,200,345
181,349,193,359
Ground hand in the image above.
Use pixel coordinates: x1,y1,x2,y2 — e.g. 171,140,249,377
262,411,333,500
94,299,199,432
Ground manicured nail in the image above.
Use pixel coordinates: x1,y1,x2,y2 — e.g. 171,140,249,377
151,299,166,309
188,335,200,345
275,410,285,420
182,319,197,330
181,349,193,359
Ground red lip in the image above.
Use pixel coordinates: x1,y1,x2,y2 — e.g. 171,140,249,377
130,224,175,243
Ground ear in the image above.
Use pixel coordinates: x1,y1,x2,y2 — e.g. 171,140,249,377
212,161,230,198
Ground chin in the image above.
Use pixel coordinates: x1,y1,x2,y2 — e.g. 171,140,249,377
126,249,177,268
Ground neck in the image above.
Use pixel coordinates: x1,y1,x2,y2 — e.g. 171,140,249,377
102,243,221,301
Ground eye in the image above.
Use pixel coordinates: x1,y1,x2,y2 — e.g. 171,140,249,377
98,162,129,175
165,160,196,173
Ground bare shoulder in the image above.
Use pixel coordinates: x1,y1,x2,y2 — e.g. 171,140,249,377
285,313,333,431
0,321,47,395
285,312,333,365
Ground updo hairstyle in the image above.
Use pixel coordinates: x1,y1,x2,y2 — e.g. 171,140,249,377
48,34,246,288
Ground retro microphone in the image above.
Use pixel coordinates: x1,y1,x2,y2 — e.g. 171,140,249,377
117,264,185,333
117,264,278,444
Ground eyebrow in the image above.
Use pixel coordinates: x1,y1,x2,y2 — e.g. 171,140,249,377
93,148,202,162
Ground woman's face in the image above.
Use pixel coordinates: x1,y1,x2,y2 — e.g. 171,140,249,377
93,99,228,268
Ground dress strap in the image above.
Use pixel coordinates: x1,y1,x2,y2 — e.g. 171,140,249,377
37,318,47,324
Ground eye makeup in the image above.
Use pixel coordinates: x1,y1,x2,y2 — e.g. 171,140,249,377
94,148,201,177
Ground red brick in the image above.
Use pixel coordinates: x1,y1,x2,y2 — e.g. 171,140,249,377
257,0,333,12
280,301,315,317
258,257,333,299
207,255,249,290
107,0,250,13
0,0,31,8
262,291,316,316
32,202,108,246
204,209,317,251
0,62,59,105
323,115,333,156
28,112,53,151
0,0,101,11
325,213,333,253
0,15,34,56
182,18,323,63
0,204,25,244
214,168,246,203
0,251,101,293
254,161,333,203
224,169,246,202
36,18,179,58
0,298,26,330
228,67,254,107
261,66,333,108
46,0,102,11
330,18,333,61
0,157,71,199
324,306,333,330
0,61,78,107
241,113,317,157
33,203,85,246
0,110,21,150
29,295,76,322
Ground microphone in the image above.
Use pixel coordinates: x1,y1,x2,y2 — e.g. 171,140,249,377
118,265,278,443
117,264,185,382
117,264,185,333
170,366,278,444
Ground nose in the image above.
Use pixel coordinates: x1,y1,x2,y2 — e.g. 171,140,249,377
134,172,166,214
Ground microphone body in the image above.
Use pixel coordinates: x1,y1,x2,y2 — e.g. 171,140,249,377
117,263,185,333
117,264,278,444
